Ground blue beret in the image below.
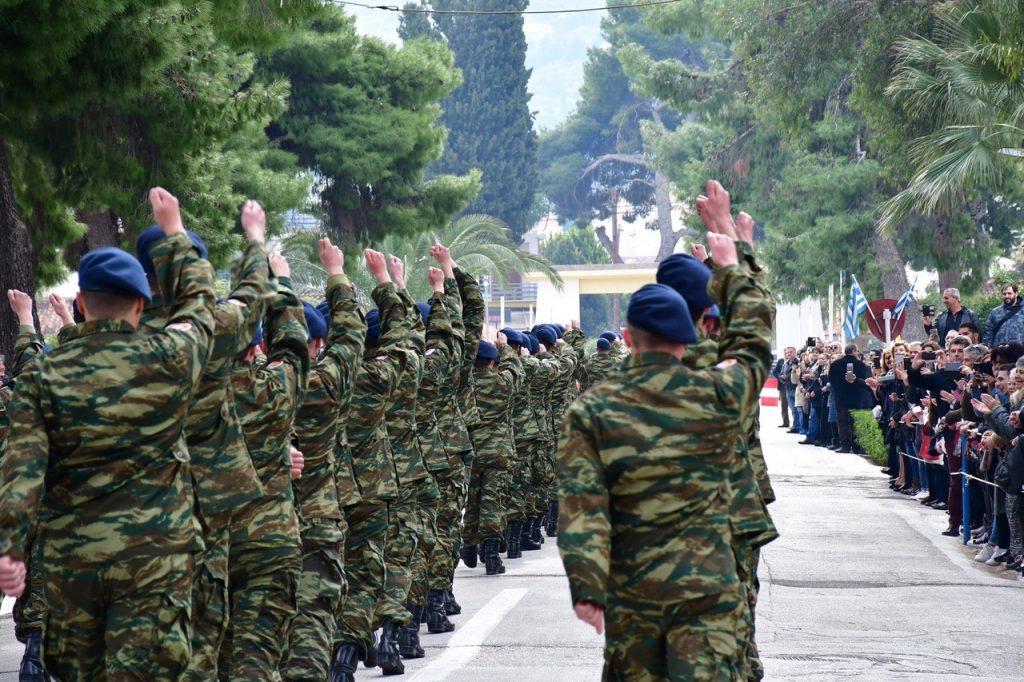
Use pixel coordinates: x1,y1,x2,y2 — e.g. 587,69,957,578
553,323,566,338
520,331,538,354
135,225,208,278
596,338,612,351
534,325,557,347
704,304,721,319
476,340,499,364
416,302,431,326
302,301,327,341
627,283,696,344
315,300,330,321
656,253,714,316
599,331,617,343
78,247,152,302
500,328,524,346
365,309,381,348
251,326,264,347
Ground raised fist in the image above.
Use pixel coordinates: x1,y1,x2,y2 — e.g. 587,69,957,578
268,251,290,278
364,249,389,284
707,232,738,269
148,187,185,236
427,266,444,292
7,290,33,326
240,200,266,244
319,238,344,276
690,243,708,262
735,211,755,247
387,255,405,289
49,293,73,326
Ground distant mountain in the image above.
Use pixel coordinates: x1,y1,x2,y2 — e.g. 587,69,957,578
346,4,602,128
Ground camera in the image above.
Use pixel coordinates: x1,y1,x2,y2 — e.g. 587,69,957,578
922,304,936,317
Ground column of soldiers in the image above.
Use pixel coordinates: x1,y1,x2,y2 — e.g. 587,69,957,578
0,186,596,681
556,179,778,681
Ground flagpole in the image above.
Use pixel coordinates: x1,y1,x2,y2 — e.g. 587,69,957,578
839,270,845,344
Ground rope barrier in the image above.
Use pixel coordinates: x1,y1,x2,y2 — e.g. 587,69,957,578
897,450,1000,489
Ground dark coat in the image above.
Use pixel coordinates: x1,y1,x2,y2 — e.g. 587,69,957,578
827,355,873,409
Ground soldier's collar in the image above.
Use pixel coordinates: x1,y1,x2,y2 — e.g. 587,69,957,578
63,319,137,341
627,351,682,368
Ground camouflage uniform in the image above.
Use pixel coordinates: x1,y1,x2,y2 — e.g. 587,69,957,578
280,273,364,680
555,263,773,681
511,353,560,529
583,350,617,390
526,347,565,520
140,238,270,678
463,344,523,548
0,234,214,679
335,283,414,658
544,339,580,520
375,288,434,631
223,274,310,679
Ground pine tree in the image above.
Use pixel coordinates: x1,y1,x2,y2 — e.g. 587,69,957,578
431,0,538,242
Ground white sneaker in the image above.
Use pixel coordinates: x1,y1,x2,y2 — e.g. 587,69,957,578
975,544,995,562
915,490,931,500
986,549,1008,566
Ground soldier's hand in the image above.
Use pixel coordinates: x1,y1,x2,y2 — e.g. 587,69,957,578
387,254,406,289
690,243,708,262
707,232,738,268
538,342,547,353
49,293,73,326
570,319,579,330
290,446,305,480
573,600,604,635
736,211,755,247
319,238,345,276
431,244,455,277
268,251,291,278
6,290,34,327
495,331,506,347
364,249,389,284
148,187,185,236
694,195,713,231
520,345,529,356
240,200,266,244
0,556,25,598
703,180,738,240
427,266,444,293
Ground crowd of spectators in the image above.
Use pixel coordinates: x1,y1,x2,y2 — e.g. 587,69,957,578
772,285,1024,579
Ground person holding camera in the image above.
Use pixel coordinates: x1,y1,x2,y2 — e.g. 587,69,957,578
826,343,873,453
922,289,978,345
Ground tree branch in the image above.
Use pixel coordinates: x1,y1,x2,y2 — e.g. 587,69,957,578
579,153,648,179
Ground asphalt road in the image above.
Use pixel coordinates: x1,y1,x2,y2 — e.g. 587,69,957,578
0,405,1022,680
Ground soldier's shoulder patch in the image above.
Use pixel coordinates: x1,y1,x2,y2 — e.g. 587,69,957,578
166,322,193,333
715,358,737,370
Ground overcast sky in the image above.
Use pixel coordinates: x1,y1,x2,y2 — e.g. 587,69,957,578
346,4,606,129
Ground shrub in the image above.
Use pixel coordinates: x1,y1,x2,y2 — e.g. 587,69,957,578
851,409,887,465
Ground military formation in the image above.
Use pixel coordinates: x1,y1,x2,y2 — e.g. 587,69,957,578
0,177,775,681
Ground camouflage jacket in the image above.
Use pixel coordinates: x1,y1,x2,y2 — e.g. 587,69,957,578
293,274,364,521
469,344,523,466
564,327,587,403
0,325,46,457
529,350,564,444
386,289,429,485
555,264,773,608
547,341,579,437
231,275,310,503
0,234,215,562
434,277,472,462
140,238,269,518
347,283,414,502
416,289,457,472
582,351,617,391
455,268,484,429
513,353,559,443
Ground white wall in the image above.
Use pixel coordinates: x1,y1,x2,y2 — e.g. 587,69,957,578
775,298,825,351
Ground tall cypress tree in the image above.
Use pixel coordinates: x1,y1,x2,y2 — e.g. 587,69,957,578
431,0,538,241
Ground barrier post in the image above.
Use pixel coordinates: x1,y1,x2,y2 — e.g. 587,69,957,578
961,434,971,545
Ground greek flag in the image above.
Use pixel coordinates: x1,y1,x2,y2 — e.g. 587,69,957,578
892,280,916,320
844,275,868,340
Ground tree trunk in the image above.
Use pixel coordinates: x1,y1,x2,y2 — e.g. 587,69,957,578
937,268,960,294
872,229,924,342
329,203,360,247
0,139,36,360
65,209,121,265
653,168,677,261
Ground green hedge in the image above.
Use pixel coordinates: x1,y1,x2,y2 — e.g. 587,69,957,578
851,409,887,465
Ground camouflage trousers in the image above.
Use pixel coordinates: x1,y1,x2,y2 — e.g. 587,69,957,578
427,457,468,590
462,459,508,545
220,493,301,680
280,517,347,681
13,535,44,642
409,478,441,606
507,441,533,524
185,508,231,680
42,550,193,680
375,482,430,627
533,439,556,516
737,543,763,681
336,500,389,657
603,590,744,681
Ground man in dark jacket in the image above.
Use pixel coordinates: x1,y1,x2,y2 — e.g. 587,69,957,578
984,284,1024,346
771,355,790,428
827,344,872,453
924,288,979,346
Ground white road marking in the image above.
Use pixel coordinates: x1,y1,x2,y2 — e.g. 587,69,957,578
409,588,528,681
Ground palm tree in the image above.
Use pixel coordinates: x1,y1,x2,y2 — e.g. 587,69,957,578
879,0,1024,231
281,214,562,305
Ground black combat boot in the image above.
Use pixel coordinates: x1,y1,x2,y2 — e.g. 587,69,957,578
531,515,545,545
520,517,542,551
506,520,522,559
460,542,478,568
483,538,505,575
545,500,559,537
377,620,405,675
398,604,425,659
19,629,50,682
444,588,462,615
363,630,379,668
426,588,455,633
329,642,360,682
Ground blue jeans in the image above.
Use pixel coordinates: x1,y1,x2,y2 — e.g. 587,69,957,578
786,387,798,427
793,409,805,433
806,404,820,441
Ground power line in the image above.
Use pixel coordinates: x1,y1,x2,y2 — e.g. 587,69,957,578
332,0,684,16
